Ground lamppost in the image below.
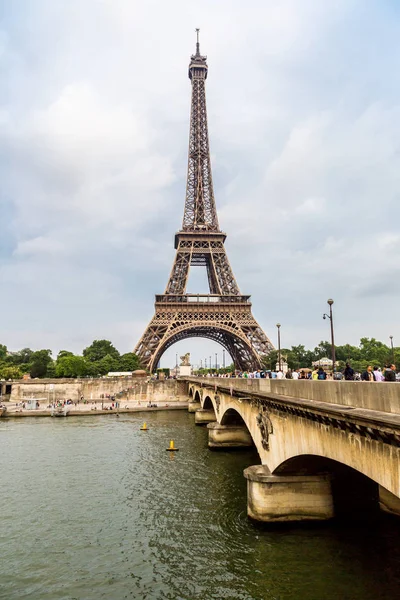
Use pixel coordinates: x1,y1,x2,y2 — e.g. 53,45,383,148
205,358,207,369
200,359,203,369
390,336,394,363
209,356,212,372
323,299,336,376
276,323,281,371
175,353,178,376
215,353,217,370
223,349,226,368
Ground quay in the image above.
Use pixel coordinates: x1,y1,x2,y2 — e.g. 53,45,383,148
3,401,188,418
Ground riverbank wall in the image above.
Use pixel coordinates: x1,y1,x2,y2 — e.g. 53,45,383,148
8,377,188,404
5,403,188,418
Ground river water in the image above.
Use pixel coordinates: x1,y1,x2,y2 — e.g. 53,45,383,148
1,410,400,600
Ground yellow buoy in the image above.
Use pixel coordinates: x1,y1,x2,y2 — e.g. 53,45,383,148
140,422,148,431
166,439,179,451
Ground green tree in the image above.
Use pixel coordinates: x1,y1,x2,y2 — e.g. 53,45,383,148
94,354,118,375
57,350,74,360
46,361,57,378
30,349,52,378
8,348,34,365
313,341,332,360
83,340,120,362
0,365,23,379
0,344,7,360
56,355,89,378
117,352,141,371
359,338,391,366
261,350,278,371
335,344,361,363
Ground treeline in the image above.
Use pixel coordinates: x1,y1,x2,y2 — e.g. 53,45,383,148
261,338,399,372
1,337,398,380
0,340,141,379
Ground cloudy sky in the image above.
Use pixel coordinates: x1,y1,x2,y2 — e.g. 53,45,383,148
1,0,399,367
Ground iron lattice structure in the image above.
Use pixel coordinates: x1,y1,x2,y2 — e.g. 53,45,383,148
135,33,274,371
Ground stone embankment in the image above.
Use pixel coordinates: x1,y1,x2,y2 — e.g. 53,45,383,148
7,377,187,403
1,377,189,417
4,400,188,418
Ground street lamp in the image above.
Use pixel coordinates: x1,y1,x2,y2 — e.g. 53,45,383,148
215,353,217,370
323,299,336,376
175,353,178,376
276,323,281,371
390,336,394,363
209,356,212,372
223,349,226,368
205,358,207,369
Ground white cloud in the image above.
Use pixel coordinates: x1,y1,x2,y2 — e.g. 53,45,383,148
1,0,400,363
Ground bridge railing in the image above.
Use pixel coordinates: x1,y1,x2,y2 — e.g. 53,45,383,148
182,376,400,415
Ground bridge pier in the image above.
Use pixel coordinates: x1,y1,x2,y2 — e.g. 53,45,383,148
244,466,334,523
194,408,216,425
207,422,253,449
188,401,201,413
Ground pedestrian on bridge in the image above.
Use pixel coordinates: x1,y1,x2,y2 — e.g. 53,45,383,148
384,364,397,382
343,363,355,380
361,366,376,381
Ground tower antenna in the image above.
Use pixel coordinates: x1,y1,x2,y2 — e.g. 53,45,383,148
195,28,200,55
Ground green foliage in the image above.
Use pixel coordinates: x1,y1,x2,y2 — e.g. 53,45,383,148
57,350,74,360
8,348,34,365
261,350,278,371
259,337,397,372
119,353,141,372
83,340,120,363
95,354,118,376
0,365,23,380
46,362,57,378
0,336,396,379
30,349,52,378
56,355,89,378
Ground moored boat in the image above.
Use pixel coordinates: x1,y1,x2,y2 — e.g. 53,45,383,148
50,405,70,417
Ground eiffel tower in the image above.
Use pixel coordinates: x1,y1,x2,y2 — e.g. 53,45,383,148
135,31,273,372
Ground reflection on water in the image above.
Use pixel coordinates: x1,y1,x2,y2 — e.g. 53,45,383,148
1,411,400,600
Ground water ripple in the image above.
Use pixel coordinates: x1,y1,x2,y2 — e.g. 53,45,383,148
1,413,400,600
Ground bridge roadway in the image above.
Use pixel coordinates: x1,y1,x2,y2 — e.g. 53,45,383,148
181,376,400,523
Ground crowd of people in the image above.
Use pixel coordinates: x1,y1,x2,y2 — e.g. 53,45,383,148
195,363,399,382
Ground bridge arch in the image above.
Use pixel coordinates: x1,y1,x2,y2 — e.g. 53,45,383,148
203,395,216,415
185,377,400,521
193,390,201,403
219,405,260,455
273,454,391,519
188,386,194,398
221,407,249,427
150,325,261,372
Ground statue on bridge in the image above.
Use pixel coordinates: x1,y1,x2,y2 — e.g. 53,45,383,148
180,353,191,367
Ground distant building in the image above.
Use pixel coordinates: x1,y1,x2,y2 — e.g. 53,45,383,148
312,357,333,369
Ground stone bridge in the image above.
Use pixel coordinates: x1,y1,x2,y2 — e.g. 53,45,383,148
183,377,400,523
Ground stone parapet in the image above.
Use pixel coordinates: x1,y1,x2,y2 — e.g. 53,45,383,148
184,377,400,415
